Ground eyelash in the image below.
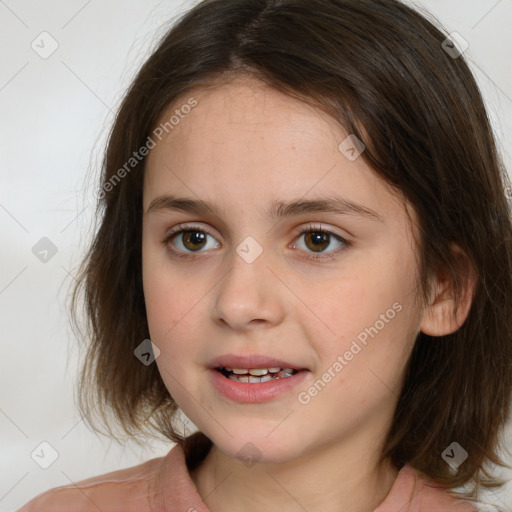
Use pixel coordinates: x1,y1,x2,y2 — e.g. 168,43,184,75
162,223,350,262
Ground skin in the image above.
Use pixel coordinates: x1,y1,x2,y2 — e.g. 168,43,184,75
141,76,475,512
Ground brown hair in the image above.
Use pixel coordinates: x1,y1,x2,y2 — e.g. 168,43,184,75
69,0,512,503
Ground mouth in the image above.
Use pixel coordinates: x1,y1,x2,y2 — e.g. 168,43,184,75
208,354,310,401
209,364,310,403
215,366,300,383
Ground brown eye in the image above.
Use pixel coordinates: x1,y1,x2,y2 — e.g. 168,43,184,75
179,230,207,251
292,224,350,261
163,225,220,255
303,231,331,252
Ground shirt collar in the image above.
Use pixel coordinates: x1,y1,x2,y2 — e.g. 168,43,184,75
157,436,477,512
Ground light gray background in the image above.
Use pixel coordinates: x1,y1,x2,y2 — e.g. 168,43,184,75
1,0,511,510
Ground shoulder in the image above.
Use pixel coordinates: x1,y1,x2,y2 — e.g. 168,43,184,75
17,455,166,512
377,464,479,512
404,465,479,512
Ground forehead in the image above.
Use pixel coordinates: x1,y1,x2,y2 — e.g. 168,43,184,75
149,78,342,160
146,77,345,160
142,78,415,238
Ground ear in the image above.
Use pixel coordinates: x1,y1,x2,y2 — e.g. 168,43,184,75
420,244,478,336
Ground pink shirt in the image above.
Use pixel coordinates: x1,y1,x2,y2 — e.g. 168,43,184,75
19,436,478,512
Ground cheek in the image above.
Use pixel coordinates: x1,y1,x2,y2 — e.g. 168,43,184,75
296,266,402,349
330,307,416,409
142,245,196,339
144,273,202,405
144,284,195,362
142,250,205,361
300,258,418,392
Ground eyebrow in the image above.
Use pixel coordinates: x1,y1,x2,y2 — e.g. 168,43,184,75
146,194,384,222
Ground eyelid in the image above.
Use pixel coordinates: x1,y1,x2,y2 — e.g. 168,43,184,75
164,222,218,240
291,222,349,241
164,222,348,241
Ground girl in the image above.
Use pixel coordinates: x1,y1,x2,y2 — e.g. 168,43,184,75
19,0,512,510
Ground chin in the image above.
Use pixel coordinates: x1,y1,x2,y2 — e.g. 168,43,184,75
207,426,304,466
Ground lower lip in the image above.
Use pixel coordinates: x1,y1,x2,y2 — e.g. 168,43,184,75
209,368,310,403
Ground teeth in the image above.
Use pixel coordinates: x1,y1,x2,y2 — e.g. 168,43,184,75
226,368,298,383
248,368,268,376
226,367,288,374
227,374,275,383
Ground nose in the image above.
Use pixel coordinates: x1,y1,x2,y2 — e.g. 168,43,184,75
211,244,286,330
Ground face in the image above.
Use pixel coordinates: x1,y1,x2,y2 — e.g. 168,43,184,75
142,77,424,464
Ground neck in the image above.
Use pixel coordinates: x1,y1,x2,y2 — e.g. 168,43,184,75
189,431,399,512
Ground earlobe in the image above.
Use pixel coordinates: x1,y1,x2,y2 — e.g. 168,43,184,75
420,245,478,337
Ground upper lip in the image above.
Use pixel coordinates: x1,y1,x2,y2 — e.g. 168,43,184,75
208,354,307,371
